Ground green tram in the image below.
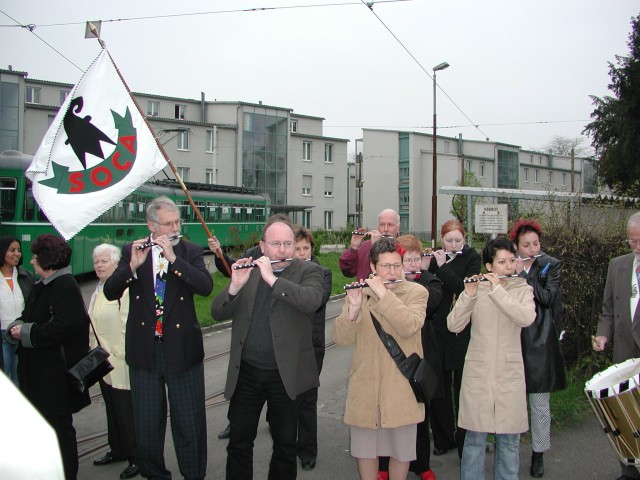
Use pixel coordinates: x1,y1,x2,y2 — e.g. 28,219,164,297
0,150,270,275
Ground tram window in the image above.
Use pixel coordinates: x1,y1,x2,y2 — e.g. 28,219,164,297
114,202,125,222
23,188,36,221
221,206,231,221
207,205,219,221
116,228,124,237
256,208,265,222
127,228,134,236
0,177,17,221
246,207,254,221
37,207,49,222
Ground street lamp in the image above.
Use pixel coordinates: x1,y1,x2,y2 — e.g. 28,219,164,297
431,61,449,246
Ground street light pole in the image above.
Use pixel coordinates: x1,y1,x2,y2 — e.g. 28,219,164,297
431,62,449,246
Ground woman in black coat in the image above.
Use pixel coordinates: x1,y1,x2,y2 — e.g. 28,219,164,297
510,219,566,479
6,234,90,480
427,220,482,459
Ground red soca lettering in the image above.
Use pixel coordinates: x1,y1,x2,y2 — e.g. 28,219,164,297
119,136,136,155
69,172,85,193
112,151,131,171
91,166,112,187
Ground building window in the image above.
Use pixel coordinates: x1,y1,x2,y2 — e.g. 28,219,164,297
538,156,543,165
59,90,71,105
466,160,472,172
302,175,312,196
175,104,186,120
325,143,333,163
303,141,311,161
480,162,485,178
524,167,529,182
177,166,190,182
26,86,41,104
497,150,519,189
562,172,567,186
529,155,534,164
206,130,214,153
548,171,553,185
534,169,539,184
148,101,159,117
324,210,333,230
290,120,298,133
444,141,450,153
177,130,189,150
324,176,333,197
302,211,311,228
206,169,214,185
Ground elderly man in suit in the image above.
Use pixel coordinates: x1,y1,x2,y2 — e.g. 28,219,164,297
593,211,640,480
104,196,213,480
211,215,324,480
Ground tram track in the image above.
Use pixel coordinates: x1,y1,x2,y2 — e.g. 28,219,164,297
77,318,339,461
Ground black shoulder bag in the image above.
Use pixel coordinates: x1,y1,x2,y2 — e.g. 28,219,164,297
370,312,438,403
66,310,114,393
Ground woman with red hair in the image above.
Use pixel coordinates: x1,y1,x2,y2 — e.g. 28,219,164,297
509,219,566,478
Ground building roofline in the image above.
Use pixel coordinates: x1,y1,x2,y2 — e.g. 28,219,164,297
291,132,350,143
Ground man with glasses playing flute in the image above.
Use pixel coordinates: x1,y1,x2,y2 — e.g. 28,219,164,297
593,212,640,480
104,196,213,480
211,215,324,480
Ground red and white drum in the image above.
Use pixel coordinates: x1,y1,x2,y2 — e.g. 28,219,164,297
585,358,640,465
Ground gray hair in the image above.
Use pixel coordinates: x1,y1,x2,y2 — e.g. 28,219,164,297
93,243,120,263
378,208,400,225
147,196,179,223
628,212,640,231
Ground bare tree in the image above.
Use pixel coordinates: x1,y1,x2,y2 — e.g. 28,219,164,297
542,135,590,156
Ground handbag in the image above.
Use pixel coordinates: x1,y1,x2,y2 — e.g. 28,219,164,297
370,312,438,403
66,310,113,393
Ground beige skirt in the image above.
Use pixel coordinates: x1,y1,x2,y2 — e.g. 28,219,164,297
350,412,417,463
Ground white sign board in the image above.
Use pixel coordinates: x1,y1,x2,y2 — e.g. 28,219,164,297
475,204,508,234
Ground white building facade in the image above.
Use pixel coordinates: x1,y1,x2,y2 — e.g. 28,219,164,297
1,68,349,231
361,129,597,239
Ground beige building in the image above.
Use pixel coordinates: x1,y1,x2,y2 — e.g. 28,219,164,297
1,67,349,231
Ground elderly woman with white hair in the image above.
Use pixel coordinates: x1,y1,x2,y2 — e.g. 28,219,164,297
90,243,139,479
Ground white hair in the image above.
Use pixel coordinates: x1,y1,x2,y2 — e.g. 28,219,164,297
93,243,121,264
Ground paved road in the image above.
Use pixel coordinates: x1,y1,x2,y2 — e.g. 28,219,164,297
73,283,627,479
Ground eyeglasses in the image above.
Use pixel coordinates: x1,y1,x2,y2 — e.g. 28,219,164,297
265,241,294,248
628,239,640,246
155,220,182,228
377,263,403,272
403,257,422,265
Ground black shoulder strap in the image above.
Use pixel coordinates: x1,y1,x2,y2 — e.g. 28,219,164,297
370,312,408,366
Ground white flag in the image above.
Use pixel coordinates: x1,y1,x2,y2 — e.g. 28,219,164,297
26,50,166,240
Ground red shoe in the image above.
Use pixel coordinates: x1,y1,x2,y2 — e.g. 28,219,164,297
377,472,389,480
419,470,436,480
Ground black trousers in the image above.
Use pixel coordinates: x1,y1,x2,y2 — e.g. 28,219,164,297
46,414,78,480
296,350,324,462
227,362,299,480
430,367,463,452
99,379,137,462
379,402,431,473
129,342,206,480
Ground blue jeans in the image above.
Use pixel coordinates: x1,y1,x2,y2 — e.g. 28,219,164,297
2,330,19,385
461,430,520,480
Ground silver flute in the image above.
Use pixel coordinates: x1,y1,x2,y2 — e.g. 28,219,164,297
520,254,543,261
135,234,183,250
232,258,293,270
343,279,403,290
463,274,519,284
422,250,464,257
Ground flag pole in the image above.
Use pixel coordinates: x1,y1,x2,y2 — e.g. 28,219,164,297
88,26,232,276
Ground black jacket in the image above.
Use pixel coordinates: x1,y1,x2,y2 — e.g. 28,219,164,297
428,244,482,370
14,268,90,415
519,253,567,393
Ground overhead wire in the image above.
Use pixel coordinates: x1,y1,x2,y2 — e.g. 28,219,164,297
357,0,491,140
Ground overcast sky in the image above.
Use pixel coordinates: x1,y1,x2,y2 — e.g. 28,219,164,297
1,0,638,156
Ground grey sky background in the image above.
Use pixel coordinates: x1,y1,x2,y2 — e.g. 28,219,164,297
1,0,638,157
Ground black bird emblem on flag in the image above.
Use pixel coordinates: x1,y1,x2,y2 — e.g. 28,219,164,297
63,96,115,169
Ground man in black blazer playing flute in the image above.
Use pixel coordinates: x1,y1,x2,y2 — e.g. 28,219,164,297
105,196,213,480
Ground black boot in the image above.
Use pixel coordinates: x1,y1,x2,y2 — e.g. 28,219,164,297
530,451,544,478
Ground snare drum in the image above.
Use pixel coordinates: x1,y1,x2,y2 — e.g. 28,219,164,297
585,358,640,465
